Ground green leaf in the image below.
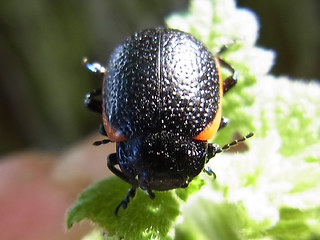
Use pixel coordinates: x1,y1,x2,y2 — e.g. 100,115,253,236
67,177,181,239
175,177,206,202
175,199,271,240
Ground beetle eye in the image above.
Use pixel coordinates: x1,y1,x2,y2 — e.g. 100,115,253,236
193,104,222,141
103,117,128,142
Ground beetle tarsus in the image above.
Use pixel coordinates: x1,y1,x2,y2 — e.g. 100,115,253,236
217,40,237,55
115,188,136,215
203,166,217,179
147,189,155,199
84,89,102,113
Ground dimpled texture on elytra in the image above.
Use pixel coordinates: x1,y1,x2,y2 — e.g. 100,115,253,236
104,28,220,138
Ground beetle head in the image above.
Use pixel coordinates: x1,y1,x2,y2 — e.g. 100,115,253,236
116,131,207,191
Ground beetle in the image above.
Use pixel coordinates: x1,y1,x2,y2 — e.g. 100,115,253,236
84,28,253,215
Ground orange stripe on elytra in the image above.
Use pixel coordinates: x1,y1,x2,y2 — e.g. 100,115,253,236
193,56,223,141
102,112,128,142
102,78,128,142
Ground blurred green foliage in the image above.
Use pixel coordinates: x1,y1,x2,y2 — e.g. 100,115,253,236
0,0,189,153
239,0,320,80
0,0,319,154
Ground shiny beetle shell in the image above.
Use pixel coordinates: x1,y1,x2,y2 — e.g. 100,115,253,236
83,27,247,214
103,28,222,143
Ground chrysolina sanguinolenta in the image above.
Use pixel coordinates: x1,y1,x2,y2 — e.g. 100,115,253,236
83,28,253,215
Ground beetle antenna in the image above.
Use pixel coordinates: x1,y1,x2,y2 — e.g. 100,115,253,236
83,57,106,74
209,132,254,158
93,139,112,146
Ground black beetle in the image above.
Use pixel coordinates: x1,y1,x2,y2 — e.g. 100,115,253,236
84,28,253,214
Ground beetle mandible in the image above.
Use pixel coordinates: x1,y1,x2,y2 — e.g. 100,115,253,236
84,28,253,215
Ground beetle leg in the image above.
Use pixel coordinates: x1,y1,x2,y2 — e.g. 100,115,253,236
84,89,102,113
203,166,217,179
107,153,140,187
147,189,156,199
217,45,229,55
218,116,229,131
107,153,141,215
85,88,111,145
98,124,108,136
114,188,136,215
217,40,237,55
218,58,238,94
